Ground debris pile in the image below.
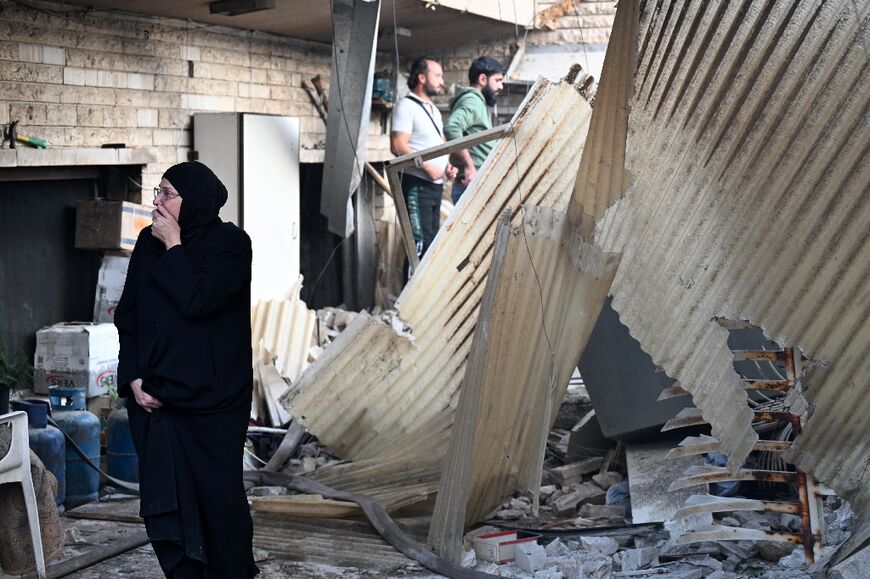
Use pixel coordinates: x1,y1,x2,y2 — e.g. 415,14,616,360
459,497,859,579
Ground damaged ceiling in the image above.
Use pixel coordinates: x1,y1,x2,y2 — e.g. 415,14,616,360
39,0,525,52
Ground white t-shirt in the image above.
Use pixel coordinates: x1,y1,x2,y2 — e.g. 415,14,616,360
391,94,449,183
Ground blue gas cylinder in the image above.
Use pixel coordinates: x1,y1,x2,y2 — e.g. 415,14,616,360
10,399,66,507
49,387,100,508
106,398,138,483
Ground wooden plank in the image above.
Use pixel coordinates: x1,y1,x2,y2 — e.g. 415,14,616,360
385,124,511,170
385,166,420,270
244,471,499,579
252,494,363,518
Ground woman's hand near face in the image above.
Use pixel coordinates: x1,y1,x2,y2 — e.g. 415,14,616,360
152,205,182,250
130,378,163,413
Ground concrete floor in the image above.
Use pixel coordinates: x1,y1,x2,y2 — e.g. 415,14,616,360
1,497,442,579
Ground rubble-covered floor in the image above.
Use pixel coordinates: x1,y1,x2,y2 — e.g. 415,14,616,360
2,489,856,579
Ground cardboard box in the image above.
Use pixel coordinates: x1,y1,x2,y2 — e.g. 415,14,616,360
34,323,119,398
93,254,130,323
471,531,538,564
75,200,152,251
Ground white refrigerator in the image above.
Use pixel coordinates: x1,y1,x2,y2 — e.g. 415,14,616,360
193,113,300,303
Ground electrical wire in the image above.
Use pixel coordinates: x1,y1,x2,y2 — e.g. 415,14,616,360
509,118,558,403
570,0,592,73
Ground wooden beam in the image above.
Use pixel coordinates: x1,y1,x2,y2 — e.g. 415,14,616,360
243,471,499,579
252,494,363,518
385,123,511,170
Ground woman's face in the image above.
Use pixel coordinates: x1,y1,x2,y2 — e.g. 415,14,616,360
155,178,183,222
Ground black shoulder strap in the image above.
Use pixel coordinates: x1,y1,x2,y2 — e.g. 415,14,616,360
408,96,442,137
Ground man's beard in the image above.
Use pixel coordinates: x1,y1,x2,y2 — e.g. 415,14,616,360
424,81,440,97
481,84,498,106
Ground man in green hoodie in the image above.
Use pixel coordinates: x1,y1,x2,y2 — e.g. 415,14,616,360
444,56,506,204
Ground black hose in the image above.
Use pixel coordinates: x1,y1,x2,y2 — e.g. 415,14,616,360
47,416,140,494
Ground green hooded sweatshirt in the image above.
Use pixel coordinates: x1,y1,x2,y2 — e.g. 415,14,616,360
444,87,492,177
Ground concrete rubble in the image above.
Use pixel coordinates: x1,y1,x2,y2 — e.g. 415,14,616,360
456,495,863,579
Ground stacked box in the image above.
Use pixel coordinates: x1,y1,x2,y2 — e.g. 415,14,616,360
75,199,152,252
93,254,130,323
34,323,119,398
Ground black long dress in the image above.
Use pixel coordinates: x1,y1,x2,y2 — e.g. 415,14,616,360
115,162,258,578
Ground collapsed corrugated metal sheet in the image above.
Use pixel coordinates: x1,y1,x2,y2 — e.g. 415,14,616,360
597,0,869,514
428,1,638,559
251,281,316,427
251,279,316,383
284,75,595,461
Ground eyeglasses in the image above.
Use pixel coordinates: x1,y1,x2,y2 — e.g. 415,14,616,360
153,186,180,202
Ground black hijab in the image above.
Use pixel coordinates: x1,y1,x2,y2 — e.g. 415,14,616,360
161,162,228,242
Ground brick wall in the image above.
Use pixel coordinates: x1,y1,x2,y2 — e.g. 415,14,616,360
0,1,615,198
0,1,341,198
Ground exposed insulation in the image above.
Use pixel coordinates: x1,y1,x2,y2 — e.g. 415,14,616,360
597,0,869,513
284,75,595,461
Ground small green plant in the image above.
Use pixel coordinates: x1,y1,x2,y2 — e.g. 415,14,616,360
0,340,35,394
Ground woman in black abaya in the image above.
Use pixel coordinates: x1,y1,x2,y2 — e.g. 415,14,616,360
115,161,259,578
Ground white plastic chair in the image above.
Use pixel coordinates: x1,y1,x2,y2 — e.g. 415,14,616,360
0,411,46,579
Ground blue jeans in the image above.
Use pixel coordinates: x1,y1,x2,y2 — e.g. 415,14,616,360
451,182,467,205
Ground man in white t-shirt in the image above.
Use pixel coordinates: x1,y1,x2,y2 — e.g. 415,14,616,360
391,56,456,274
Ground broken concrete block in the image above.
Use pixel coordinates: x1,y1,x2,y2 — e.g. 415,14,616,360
763,573,812,579
580,536,619,555
534,569,562,579
550,457,604,487
516,541,548,573
494,508,527,520
732,510,771,531
758,540,796,562
580,554,613,579
826,501,855,544
592,471,622,489
829,544,870,579
777,513,802,533
252,547,269,562
719,516,740,527
540,484,557,501
248,486,289,497
716,540,755,561
552,482,606,515
545,538,570,558
558,559,581,579
615,547,658,571
579,504,626,519
331,309,357,331
778,547,807,569
658,568,703,579
510,496,532,511
685,555,722,574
